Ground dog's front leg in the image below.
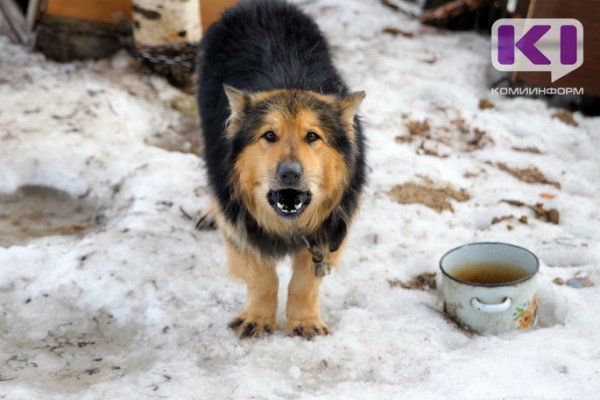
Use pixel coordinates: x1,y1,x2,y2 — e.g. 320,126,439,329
225,241,278,339
286,249,331,339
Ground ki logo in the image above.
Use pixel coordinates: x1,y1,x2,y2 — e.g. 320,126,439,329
491,19,584,82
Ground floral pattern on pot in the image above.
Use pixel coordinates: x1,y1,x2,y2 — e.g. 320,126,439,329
514,293,538,329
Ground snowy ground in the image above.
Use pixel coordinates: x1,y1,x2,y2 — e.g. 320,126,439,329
1,0,600,398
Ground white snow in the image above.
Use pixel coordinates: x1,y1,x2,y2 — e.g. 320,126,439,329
1,0,600,398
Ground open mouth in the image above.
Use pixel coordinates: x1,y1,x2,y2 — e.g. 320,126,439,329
267,189,311,219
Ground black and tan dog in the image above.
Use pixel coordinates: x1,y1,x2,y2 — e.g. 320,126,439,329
196,0,366,339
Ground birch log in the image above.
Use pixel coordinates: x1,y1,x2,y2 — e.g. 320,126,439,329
132,0,202,89
132,0,201,46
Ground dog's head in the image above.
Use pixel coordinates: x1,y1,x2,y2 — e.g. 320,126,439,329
224,85,364,234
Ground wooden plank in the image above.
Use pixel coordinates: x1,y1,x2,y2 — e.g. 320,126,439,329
46,0,131,25
200,0,238,31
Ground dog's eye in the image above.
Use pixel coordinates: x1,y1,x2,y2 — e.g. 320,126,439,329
261,131,278,142
305,132,321,143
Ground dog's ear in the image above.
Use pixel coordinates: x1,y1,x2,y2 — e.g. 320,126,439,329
223,84,250,134
340,91,365,138
340,91,365,121
340,91,366,141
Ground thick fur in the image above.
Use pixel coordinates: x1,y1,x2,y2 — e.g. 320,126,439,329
197,0,366,338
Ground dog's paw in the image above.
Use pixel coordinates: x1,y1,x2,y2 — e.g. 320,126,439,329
228,314,277,339
286,318,330,340
194,210,217,231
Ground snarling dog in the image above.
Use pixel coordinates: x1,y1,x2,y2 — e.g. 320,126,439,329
196,0,366,339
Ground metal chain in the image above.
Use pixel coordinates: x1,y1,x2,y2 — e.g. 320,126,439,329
132,42,197,70
302,236,332,277
135,52,194,68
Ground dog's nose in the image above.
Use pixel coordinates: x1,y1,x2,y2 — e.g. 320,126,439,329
277,161,303,186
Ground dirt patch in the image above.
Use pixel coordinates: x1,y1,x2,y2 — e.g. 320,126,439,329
553,272,594,288
501,199,560,225
382,27,414,37
417,140,451,158
491,215,528,225
388,272,437,290
552,110,578,127
496,163,561,189
467,128,488,148
396,114,493,154
0,185,105,247
490,214,528,231
405,119,431,137
512,146,542,154
389,182,470,212
395,119,434,144
478,99,495,110
452,117,469,134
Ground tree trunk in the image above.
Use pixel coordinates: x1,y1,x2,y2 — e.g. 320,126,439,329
132,0,202,90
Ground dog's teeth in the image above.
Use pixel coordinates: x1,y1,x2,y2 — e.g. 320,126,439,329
277,202,284,209
294,203,302,210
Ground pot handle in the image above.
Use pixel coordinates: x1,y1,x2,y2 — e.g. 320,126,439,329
470,297,512,313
